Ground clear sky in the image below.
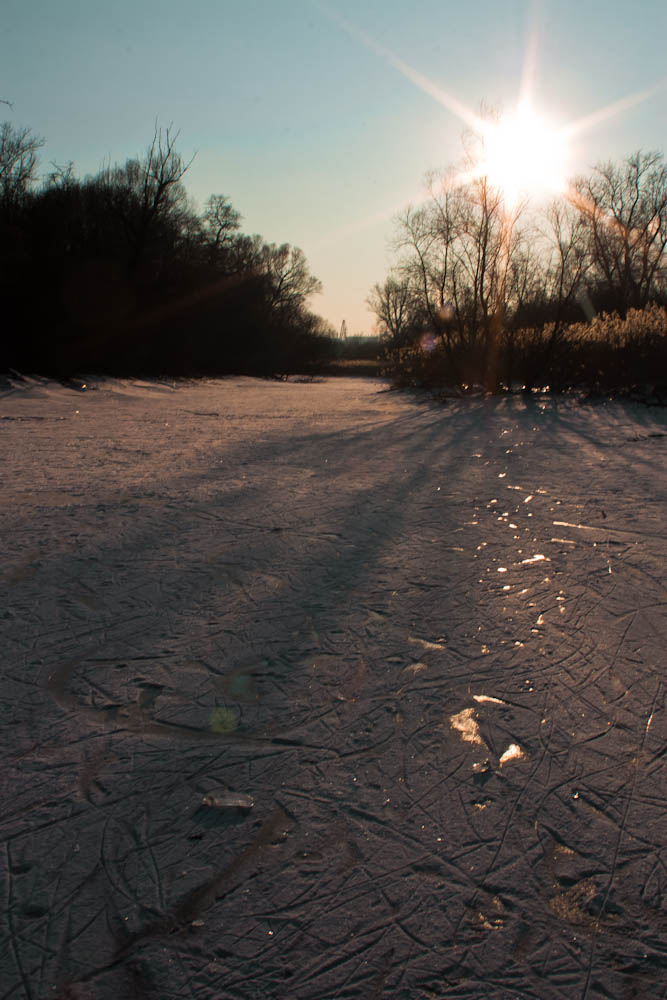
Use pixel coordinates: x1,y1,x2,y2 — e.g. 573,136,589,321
3,0,666,334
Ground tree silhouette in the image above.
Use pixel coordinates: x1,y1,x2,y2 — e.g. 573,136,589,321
367,277,419,362
0,121,44,212
570,151,667,314
0,121,331,377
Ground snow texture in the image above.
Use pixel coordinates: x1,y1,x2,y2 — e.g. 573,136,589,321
1,375,666,999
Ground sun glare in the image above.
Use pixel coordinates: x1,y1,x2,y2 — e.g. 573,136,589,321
479,103,570,206
320,3,664,220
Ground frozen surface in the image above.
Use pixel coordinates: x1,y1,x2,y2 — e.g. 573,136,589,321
1,375,666,999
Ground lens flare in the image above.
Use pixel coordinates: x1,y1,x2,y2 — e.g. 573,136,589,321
419,332,438,353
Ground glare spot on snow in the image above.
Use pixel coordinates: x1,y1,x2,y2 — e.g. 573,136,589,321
450,708,486,746
499,744,524,765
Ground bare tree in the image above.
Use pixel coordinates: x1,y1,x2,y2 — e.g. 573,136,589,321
0,121,44,210
391,162,529,388
451,175,511,364
570,151,667,314
46,160,76,189
367,276,418,361
507,200,592,388
259,243,322,313
99,124,196,272
543,200,591,325
202,193,242,262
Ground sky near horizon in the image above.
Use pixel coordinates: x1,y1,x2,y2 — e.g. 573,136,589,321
3,0,666,335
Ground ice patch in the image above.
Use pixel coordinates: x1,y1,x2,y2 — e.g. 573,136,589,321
202,791,254,811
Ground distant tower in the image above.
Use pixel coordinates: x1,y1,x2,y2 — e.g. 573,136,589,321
339,320,348,340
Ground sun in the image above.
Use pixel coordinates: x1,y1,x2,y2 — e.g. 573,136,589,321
478,103,570,206
320,3,663,223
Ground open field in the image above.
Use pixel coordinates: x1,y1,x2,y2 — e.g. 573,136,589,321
1,376,666,999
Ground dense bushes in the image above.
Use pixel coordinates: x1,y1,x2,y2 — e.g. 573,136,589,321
381,304,667,399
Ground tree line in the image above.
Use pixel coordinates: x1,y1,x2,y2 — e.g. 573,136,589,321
0,121,335,376
368,142,667,395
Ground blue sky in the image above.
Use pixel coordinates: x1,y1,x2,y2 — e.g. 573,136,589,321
3,0,666,334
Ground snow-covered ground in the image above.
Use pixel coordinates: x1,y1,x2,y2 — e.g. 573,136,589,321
1,375,666,999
